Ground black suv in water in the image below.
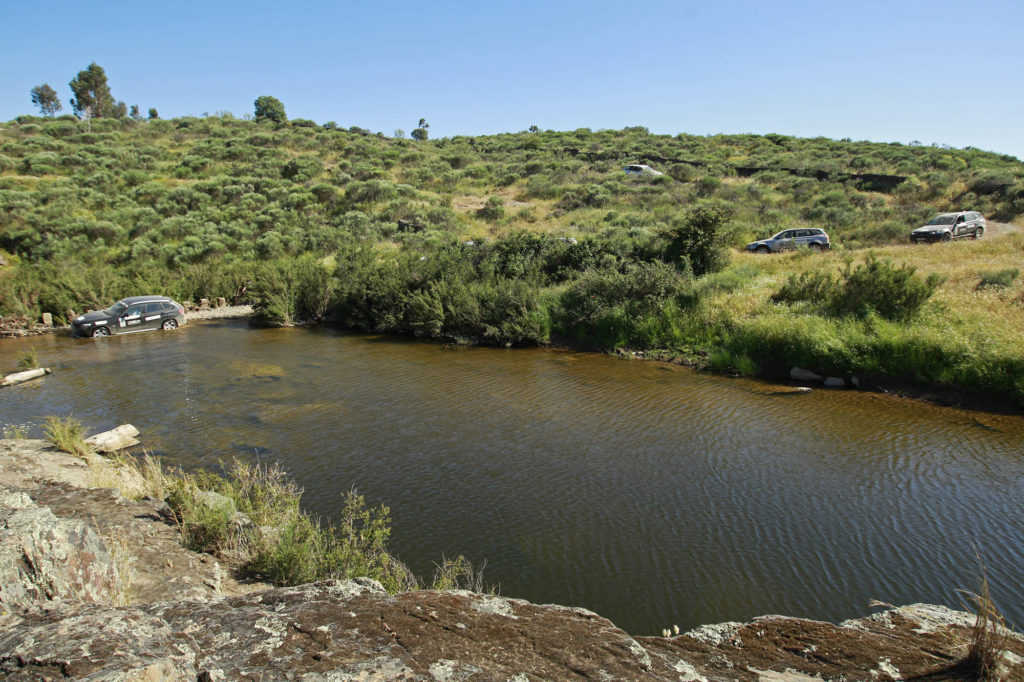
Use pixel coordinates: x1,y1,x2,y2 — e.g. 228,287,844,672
910,211,986,243
71,296,187,337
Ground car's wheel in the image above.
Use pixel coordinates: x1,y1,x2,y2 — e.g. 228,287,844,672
91,326,110,337
809,243,822,252
942,232,952,242
974,227,984,239
756,245,770,254
162,319,178,330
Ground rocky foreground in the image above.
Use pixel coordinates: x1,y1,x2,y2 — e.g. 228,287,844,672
1,439,1022,681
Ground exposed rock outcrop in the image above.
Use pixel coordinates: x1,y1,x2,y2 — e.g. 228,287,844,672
1,438,1022,680
3,580,1022,680
0,490,121,612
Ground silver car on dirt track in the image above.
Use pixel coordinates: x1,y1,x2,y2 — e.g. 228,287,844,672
746,228,831,253
71,296,187,337
909,211,986,243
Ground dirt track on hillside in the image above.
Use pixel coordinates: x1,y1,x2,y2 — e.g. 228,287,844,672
985,220,1020,238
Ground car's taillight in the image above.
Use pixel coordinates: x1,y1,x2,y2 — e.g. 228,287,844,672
177,309,183,314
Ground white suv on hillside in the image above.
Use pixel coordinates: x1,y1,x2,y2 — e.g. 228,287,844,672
910,211,986,243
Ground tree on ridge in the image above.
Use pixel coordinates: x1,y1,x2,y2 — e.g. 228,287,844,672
254,95,287,123
30,84,62,117
69,63,116,120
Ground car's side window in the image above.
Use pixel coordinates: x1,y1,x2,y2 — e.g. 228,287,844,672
161,302,176,312
123,305,142,318
145,303,164,315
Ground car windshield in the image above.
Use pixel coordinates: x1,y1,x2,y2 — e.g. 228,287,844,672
771,231,789,240
927,215,956,226
105,301,129,316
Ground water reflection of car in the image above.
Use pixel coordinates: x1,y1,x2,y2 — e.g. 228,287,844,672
746,228,830,253
71,296,187,338
910,211,985,243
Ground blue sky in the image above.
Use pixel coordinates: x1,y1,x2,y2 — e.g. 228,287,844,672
2,0,1022,159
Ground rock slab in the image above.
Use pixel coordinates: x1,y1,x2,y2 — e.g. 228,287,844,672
3,580,1023,680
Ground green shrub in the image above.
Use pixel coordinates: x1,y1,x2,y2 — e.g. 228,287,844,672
477,195,505,221
556,261,696,349
166,478,239,552
431,555,492,592
663,206,733,276
251,259,301,325
771,269,837,305
977,268,1019,289
829,255,943,320
282,155,324,182
247,488,416,592
556,183,609,210
159,459,417,591
695,176,721,197
772,255,942,321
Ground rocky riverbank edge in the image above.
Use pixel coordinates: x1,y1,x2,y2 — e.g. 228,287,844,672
2,439,1022,680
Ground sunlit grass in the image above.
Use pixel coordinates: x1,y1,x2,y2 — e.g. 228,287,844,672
692,238,1024,403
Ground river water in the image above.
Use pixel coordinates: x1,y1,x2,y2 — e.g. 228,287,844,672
2,320,1022,634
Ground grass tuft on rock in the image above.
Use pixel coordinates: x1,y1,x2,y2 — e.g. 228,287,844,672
959,564,1012,680
43,415,92,458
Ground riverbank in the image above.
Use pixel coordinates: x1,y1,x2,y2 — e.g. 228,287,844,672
2,437,1021,679
3,294,1021,416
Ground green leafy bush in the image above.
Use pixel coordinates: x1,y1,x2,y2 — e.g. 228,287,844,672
977,268,1019,289
663,206,733,276
556,261,696,349
773,255,943,321
830,256,943,320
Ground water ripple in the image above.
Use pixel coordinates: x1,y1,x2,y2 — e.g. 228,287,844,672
1,324,1023,634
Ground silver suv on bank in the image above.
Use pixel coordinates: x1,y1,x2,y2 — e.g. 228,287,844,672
746,228,831,253
71,296,187,337
910,211,986,243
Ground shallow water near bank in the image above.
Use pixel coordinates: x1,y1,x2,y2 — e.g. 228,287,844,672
2,320,1023,635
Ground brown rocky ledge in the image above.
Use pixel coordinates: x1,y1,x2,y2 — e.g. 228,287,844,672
1,439,1021,681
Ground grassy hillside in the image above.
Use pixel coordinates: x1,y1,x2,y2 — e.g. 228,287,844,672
2,114,1023,405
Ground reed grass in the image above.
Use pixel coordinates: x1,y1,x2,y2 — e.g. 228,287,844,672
958,558,1013,681
16,346,39,369
43,415,92,458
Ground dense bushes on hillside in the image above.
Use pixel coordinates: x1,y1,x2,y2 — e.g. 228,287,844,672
2,115,1023,404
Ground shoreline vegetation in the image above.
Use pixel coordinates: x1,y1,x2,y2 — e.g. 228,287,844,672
37,415,489,595
1,115,1023,409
